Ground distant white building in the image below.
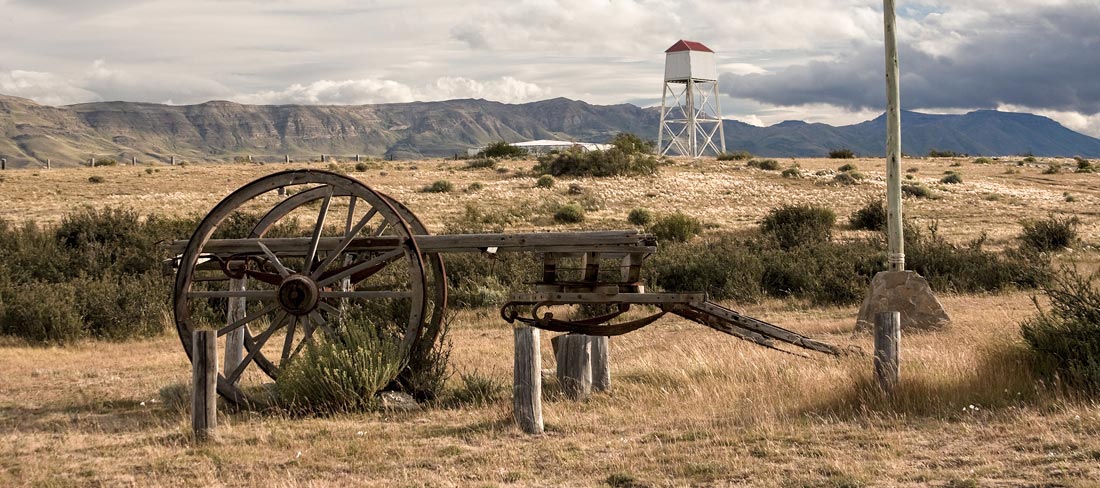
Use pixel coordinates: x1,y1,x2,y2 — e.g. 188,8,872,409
468,139,613,157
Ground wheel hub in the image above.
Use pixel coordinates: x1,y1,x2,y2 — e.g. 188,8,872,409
277,274,320,316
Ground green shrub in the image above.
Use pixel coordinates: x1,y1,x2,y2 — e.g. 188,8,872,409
421,180,454,193
781,167,802,179
477,141,527,159
93,158,118,166
88,175,105,184
464,158,497,170
760,204,835,250
354,162,370,172
609,133,655,155
466,182,484,192
849,199,887,231
535,175,555,189
1075,157,1094,173
837,163,858,172
1023,156,1038,163
445,370,505,407
553,204,586,224
928,149,959,158
747,159,780,170
627,208,654,227
1020,215,1079,252
646,234,764,302
535,148,658,177
717,150,753,161
1042,163,1061,174
905,223,1046,293
906,167,919,173
973,157,993,164
902,183,933,198
0,281,83,344
829,149,855,159
276,322,405,413
833,171,865,185
1020,266,1100,393
940,172,963,184
567,183,585,195
649,212,702,243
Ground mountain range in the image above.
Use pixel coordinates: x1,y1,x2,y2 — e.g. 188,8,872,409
2,94,1099,168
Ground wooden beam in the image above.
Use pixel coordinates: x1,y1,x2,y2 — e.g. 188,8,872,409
513,326,543,434
191,330,218,442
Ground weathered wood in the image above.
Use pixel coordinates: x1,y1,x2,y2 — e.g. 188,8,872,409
874,311,900,392
590,335,610,392
223,277,246,382
582,252,600,282
553,333,592,400
510,291,705,305
191,329,218,442
883,0,905,272
513,326,543,434
46,159,50,169
1,158,5,170
89,157,95,167
355,154,361,162
285,154,291,163
168,230,655,255
132,156,137,166
171,156,176,165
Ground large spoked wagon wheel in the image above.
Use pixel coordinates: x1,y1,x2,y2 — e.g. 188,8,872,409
173,169,433,406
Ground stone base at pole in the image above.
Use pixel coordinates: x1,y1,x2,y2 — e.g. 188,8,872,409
856,271,950,332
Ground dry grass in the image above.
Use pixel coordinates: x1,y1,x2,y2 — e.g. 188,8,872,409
1,156,1100,486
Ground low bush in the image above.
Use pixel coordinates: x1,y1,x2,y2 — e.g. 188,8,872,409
477,141,527,159
354,162,370,172
1075,157,1094,173
849,199,887,231
1019,214,1078,252
781,167,802,179
421,180,454,193
567,183,585,195
553,204,585,224
1020,265,1100,393
0,281,83,344
747,159,780,170
445,370,505,408
88,176,105,184
829,149,855,159
276,322,405,413
833,171,865,185
973,157,993,164
93,158,118,166
1023,156,1038,163
466,182,484,192
940,172,963,184
837,163,858,172
928,149,959,158
534,147,658,177
760,204,835,250
464,158,497,170
648,212,702,243
905,223,1047,293
902,183,933,198
627,207,653,227
535,175,555,189
717,150,753,161
1042,163,1061,174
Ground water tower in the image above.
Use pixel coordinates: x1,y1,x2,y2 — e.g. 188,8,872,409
657,40,726,157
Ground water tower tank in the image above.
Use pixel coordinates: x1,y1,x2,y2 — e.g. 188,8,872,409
664,40,718,82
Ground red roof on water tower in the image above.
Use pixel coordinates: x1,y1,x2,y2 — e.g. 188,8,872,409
665,40,714,53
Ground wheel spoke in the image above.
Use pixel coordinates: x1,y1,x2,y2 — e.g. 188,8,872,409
305,186,334,271
257,242,291,277
280,314,298,363
372,220,390,237
344,196,357,234
287,315,317,363
217,302,279,337
320,290,412,299
188,290,277,299
309,311,338,339
227,311,289,384
311,207,378,279
316,247,404,287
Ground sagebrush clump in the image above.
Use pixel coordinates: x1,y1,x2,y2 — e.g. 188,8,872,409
849,199,887,231
648,212,702,243
1019,214,1078,252
760,204,835,250
1021,266,1100,393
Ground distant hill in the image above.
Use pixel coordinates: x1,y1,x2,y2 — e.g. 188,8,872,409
2,94,1099,168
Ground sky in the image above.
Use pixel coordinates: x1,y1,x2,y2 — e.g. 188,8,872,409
1,0,1099,136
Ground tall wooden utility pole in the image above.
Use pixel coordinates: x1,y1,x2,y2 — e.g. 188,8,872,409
883,0,904,272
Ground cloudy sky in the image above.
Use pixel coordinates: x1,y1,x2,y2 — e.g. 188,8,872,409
1,0,1098,136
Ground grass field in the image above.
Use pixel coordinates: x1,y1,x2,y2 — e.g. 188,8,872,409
1,155,1099,487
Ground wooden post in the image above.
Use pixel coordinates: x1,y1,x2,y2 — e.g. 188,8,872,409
171,156,176,166
247,154,253,163
590,335,610,392
191,329,218,442
46,159,50,169
90,157,95,167
355,154,361,162
285,154,291,163
553,333,592,400
224,277,246,382
1,158,6,170
321,154,326,163
873,311,900,393
883,0,905,272
513,326,543,434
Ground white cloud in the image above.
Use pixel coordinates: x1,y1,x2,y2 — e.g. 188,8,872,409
0,70,99,105
234,76,549,105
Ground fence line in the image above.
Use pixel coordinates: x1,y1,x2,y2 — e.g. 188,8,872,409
0,153,406,170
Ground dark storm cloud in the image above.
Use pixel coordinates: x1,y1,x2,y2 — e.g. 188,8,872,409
721,3,1100,114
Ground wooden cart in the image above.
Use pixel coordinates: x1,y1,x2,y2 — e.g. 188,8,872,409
170,170,840,406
